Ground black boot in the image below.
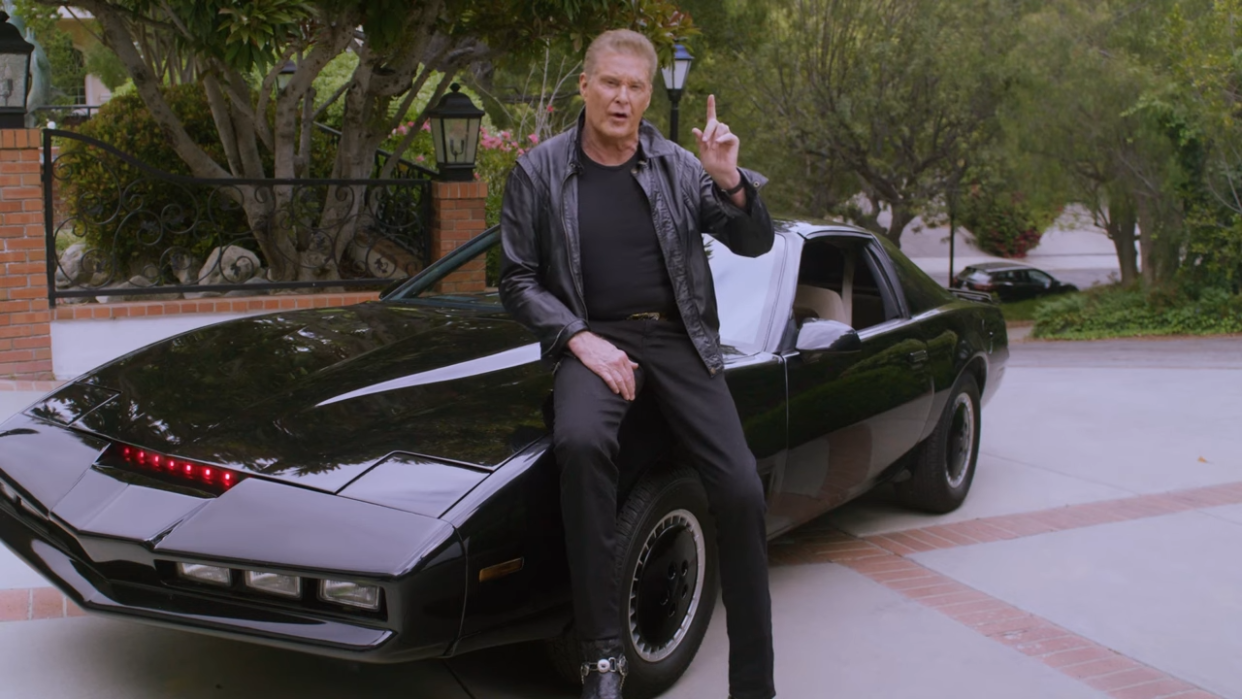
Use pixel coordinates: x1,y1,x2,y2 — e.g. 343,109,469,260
579,638,627,699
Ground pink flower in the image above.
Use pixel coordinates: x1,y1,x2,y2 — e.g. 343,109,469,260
421,122,430,132
415,155,425,162
547,105,555,113
528,133,540,144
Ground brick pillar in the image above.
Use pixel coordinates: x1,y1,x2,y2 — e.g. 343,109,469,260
0,129,52,380
430,180,489,292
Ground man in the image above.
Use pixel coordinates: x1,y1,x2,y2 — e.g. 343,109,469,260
499,29,776,699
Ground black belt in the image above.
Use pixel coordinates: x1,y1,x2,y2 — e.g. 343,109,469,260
624,311,678,321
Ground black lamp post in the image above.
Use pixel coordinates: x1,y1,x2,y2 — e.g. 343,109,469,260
0,12,34,129
427,83,485,182
660,44,693,145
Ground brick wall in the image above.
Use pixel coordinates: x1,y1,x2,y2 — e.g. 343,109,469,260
430,180,489,293
0,130,52,380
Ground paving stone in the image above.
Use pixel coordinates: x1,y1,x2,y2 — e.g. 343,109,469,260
659,563,1103,699
912,512,1242,698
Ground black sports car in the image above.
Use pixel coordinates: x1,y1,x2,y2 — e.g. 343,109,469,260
0,221,1007,698
952,261,1079,302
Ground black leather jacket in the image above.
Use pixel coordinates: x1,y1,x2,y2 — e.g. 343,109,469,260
498,115,774,374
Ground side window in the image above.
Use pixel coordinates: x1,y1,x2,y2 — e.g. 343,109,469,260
1028,270,1052,287
876,239,953,315
794,237,898,331
1011,270,1031,283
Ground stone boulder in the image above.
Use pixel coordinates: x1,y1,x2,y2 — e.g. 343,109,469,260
224,270,273,297
55,243,88,289
197,246,262,288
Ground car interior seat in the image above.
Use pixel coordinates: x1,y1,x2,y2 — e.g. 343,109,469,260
794,285,850,326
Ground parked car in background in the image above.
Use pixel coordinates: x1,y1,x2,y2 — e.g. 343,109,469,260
952,262,1078,302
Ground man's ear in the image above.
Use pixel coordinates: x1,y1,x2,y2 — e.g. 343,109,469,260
578,71,589,96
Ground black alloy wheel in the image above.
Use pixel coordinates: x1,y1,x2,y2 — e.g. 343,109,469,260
548,467,719,698
894,373,982,514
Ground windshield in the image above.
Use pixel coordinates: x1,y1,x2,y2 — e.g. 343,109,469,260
705,234,785,353
392,229,786,354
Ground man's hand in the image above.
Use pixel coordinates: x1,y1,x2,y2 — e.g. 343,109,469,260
568,332,641,401
692,95,742,194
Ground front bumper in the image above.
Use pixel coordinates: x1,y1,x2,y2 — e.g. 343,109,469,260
0,418,467,664
0,492,418,659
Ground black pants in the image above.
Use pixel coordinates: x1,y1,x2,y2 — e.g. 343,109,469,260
554,319,775,699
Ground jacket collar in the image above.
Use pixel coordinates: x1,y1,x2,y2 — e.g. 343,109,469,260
566,110,677,170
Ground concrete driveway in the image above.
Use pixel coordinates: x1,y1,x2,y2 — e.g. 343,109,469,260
1,336,1239,698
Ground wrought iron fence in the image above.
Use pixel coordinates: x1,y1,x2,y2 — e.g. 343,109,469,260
313,123,439,180
43,129,434,308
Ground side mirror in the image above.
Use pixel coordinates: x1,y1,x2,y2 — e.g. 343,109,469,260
796,319,862,353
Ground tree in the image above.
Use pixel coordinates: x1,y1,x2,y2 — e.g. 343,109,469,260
1167,0,1242,292
1000,0,1227,287
999,0,1159,284
748,0,1020,246
35,0,694,281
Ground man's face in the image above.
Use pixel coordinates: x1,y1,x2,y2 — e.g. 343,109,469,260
579,50,652,143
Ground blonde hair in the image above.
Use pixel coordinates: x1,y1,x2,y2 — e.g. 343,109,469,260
584,29,658,81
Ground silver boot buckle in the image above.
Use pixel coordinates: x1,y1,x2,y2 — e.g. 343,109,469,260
580,656,628,683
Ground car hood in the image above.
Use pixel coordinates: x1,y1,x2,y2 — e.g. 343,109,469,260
58,302,552,492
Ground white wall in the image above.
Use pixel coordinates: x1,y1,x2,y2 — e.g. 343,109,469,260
51,312,253,381
84,75,111,107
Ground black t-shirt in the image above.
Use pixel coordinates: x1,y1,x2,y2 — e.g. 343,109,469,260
577,147,677,320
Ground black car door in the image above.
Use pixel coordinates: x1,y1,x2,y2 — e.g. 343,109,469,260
990,270,1017,300
771,235,933,533
1027,269,1055,295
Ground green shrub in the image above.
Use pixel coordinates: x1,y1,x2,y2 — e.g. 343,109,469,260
59,85,245,278
60,85,335,279
1032,284,1242,339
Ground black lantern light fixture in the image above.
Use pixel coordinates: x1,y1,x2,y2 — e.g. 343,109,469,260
427,83,485,182
660,43,694,145
276,60,297,91
0,12,34,129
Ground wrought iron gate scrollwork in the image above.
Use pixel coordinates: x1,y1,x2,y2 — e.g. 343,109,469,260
42,129,434,307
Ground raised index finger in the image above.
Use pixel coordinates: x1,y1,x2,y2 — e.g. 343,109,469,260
706,94,716,123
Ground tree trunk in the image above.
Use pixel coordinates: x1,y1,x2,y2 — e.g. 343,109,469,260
1134,195,1157,287
1134,192,1185,286
1105,196,1139,285
884,207,916,248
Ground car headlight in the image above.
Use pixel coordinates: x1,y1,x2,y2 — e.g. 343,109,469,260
320,579,381,611
244,571,301,598
177,562,232,587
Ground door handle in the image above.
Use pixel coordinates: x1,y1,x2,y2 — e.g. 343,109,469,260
908,350,929,366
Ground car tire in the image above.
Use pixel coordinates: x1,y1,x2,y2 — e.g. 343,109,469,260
547,467,720,698
894,373,982,514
